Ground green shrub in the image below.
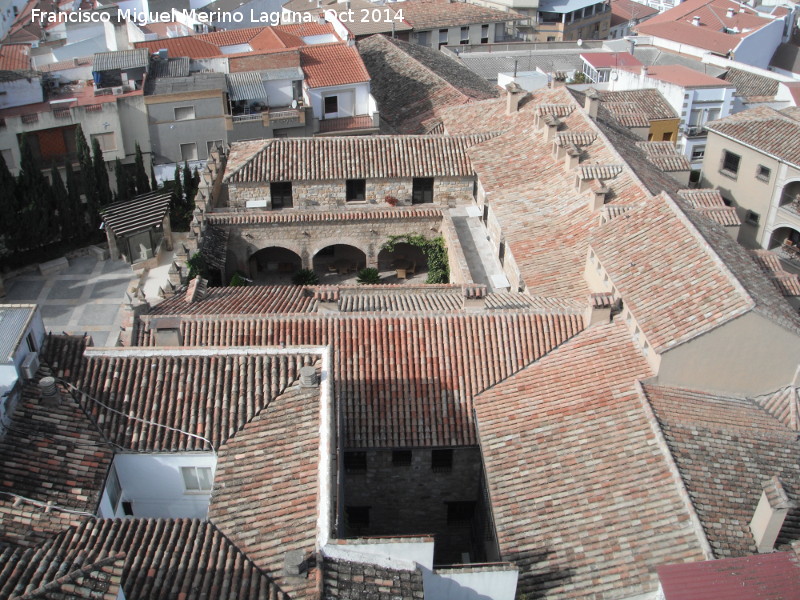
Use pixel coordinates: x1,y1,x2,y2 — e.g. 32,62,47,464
229,273,248,286
292,268,319,285
356,268,381,284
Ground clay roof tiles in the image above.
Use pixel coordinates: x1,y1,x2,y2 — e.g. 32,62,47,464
475,322,707,599
705,106,800,168
753,384,800,431
136,310,584,449
299,43,371,88
643,384,800,557
721,67,779,99
599,88,678,125
0,44,31,70
223,135,491,183
750,248,800,297
399,0,525,30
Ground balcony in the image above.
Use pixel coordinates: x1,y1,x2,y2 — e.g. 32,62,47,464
317,115,378,135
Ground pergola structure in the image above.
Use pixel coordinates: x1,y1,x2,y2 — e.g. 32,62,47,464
101,192,173,266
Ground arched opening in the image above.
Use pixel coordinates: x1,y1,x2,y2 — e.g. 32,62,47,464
377,242,428,282
768,226,800,270
248,246,302,285
313,244,366,283
779,181,800,211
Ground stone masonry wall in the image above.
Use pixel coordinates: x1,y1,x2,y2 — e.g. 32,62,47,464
227,176,475,210
343,447,483,565
217,212,444,278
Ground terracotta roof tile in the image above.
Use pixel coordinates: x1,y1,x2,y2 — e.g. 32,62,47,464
750,249,800,296
299,43,370,88
400,0,524,30
721,67,779,99
0,44,31,71
706,106,800,168
206,207,443,224
134,36,222,58
599,89,678,125
223,135,491,183
7,553,125,600
642,65,732,88
753,384,800,431
643,384,800,558
636,142,691,171
358,34,499,134
323,558,424,598
475,323,707,599
610,0,658,22
136,311,584,448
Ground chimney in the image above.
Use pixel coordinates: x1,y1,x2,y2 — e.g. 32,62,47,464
462,284,487,312
299,366,318,388
565,146,581,172
584,88,600,119
505,82,524,115
283,550,308,576
692,15,700,26
641,65,648,78
584,293,613,327
543,114,560,142
750,476,797,553
589,186,609,211
39,377,60,407
726,7,734,17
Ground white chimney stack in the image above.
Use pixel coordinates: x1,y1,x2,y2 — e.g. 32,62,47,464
726,7,734,17
692,15,700,26
750,476,796,553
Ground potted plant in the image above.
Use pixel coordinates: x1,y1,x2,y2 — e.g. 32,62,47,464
385,195,398,207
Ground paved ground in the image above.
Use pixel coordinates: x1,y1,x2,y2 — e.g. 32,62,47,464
1,255,137,347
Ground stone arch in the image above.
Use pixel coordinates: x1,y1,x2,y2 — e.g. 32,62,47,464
312,243,368,278
248,246,303,284
767,225,800,250
778,179,800,208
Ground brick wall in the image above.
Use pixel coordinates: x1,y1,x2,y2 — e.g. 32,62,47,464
342,447,485,564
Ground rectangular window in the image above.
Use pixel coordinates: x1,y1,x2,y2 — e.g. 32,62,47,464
721,150,740,177
106,466,122,512
431,449,453,472
270,181,293,209
745,210,760,226
344,451,367,473
481,24,489,43
439,28,448,43
460,26,469,44
181,466,213,491
756,165,771,182
346,179,366,202
392,450,412,466
447,501,476,526
90,132,116,152
661,131,673,142
691,146,705,161
206,140,223,155
324,95,338,116
180,142,198,162
412,177,434,204
26,332,36,353
0,118,6,129
174,106,195,121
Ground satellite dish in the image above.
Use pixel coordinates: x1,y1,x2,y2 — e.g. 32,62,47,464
610,71,618,81
291,99,298,109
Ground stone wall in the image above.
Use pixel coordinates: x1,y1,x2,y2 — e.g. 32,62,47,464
227,176,475,210
440,213,473,285
208,209,445,279
342,447,485,565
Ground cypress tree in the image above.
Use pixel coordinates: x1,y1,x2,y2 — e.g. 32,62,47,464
64,161,86,243
75,125,99,233
114,158,131,202
91,137,112,207
134,141,150,195
0,151,17,255
150,165,158,192
170,163,184,229
50,166,69,242
16,134,52,250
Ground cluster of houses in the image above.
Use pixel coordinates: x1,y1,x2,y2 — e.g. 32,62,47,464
2,0,800,599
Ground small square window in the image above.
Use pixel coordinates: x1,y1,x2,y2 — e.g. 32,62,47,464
392,450,412,466
206,140,223,155
180,142,198,162
26,331,36,353
346,179,366,202
174,106,195,121
460,26,469,44
431,449,453,472
745,210,760,226
344,451,367,473
691,146,705,161
181,466,213,491
756,165,771,182
446,501,475,526
324,95,338,116
439,28,448,43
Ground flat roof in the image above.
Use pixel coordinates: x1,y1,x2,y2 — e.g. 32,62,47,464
0,304,36,362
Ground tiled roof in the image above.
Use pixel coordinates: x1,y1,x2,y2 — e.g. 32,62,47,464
223,135,490,183
0,335,111,549
706,106,800,168
134,36,223,59
274,22,344,38
1,551,125,600
317,114,377,133
0,304,35,362
0,44,31,71
136,311,584,448
0,519,284,599
297,0,411,36
208,375,323,600
677,189,742,227
323,558,424,599
643,384,800,558
299,43,370,87
635,141,691,171
358,35,499,135
750,249,800,297
636,0,773,56
599,88,678,126
753,384,800,431
35,55,93,73
610,0,658,22
721,67,779,99
150,284,318,315
100,192,171,237
643,64,732,88
72,348,315,452
206,207,443,224
400,0,524,30
148,56,190,78
440,87,651,299
590,193,753,352
475,323,707,599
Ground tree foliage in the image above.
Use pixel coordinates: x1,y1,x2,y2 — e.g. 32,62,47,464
382,234,449,284
133,141,150,195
